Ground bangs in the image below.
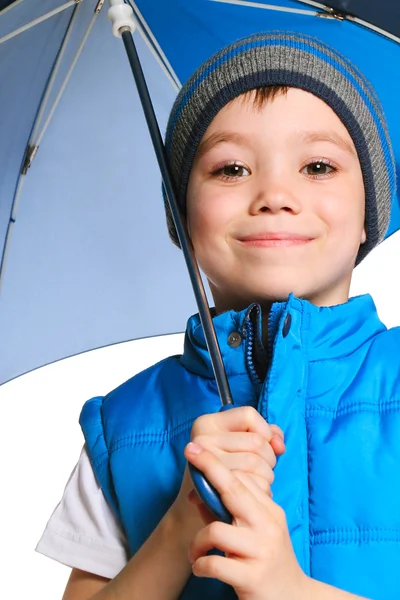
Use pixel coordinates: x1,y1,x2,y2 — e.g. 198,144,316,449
239,85,289,109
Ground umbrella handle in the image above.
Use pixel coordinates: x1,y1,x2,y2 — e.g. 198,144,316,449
188,463,232,524
188,405,233,524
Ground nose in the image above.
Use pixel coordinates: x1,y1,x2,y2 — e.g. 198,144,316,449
248,174,301,215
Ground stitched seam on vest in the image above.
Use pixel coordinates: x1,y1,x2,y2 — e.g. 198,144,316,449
311,528,400,545
307,332,383,360
108,417,196,453
306,399,400,417
100,399,111,461
92,453,108,469
92,455,110,470
87,399,112,472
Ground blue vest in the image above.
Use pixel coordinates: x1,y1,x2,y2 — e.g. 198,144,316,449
80,294,400,599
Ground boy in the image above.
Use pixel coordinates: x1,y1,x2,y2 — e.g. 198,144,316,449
37,32,399,599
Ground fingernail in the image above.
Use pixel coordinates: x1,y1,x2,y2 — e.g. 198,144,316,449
187,442,202,454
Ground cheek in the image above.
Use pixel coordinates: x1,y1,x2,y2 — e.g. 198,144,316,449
316,184,365,242
187,188,237,247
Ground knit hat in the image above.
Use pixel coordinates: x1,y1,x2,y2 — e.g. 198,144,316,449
164,31,396,264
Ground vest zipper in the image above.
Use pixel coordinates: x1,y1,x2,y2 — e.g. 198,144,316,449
244,317,263,386
267,305,278,362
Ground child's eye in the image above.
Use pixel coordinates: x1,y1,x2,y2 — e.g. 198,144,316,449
302,160,337,178
212,162,250,181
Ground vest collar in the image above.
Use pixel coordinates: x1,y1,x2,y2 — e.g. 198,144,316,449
180,294,386,379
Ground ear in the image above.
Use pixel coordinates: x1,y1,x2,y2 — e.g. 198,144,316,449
360,227,367,244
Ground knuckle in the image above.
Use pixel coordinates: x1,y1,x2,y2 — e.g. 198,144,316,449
191,433,206,444
192,414,208,433
243,405,258,425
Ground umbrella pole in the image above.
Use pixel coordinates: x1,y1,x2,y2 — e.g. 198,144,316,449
108,1,233,521
119,29,234,407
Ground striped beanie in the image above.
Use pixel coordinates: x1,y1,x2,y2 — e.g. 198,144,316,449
164,31,396,264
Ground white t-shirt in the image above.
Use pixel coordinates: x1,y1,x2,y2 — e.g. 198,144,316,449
35,445,129,579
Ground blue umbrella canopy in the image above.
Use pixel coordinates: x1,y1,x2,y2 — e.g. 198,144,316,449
0,0,399,385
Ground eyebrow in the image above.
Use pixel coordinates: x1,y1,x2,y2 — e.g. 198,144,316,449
196,128,358,159
295,130,357,156
196,132,251,159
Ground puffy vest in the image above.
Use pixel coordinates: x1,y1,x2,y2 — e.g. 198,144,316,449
80,294,400,599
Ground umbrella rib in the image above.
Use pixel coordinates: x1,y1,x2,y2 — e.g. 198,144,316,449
34,11,98,149
296,1,400,44
209,0,317,16
0,3,99,295
211,0,400,45
0,0,25,18
127,0,182,91
30,3,82,145
347,15,400,45
0,174,24,296
0,0,79,45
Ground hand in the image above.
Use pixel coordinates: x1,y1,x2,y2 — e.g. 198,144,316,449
171,407,285,538
191,407,285,486
185,442,309,600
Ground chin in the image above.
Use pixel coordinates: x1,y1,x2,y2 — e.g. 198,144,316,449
244,278,303,303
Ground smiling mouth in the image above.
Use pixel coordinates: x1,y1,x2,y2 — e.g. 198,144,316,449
238,233,314,247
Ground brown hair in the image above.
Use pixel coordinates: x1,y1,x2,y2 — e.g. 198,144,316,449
239,84,289,109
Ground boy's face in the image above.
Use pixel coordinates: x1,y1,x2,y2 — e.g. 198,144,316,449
186,88,366,312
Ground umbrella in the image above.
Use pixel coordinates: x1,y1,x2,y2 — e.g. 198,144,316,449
0,0,195,385
1,0,399,386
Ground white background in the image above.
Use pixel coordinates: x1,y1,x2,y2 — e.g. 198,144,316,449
1,231,400,599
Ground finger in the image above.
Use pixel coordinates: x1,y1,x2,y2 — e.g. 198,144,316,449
270,424,284,442
244,472,273,496
270,436,286,457
189,472,272,501
207,451,274,483
193,432,277,468
235,471,273,496
189,521,257,563
192,554,249,589
193,406,273,441
233,470,288,524
185,443,275,526
232,470,274,505
269,425,286,456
